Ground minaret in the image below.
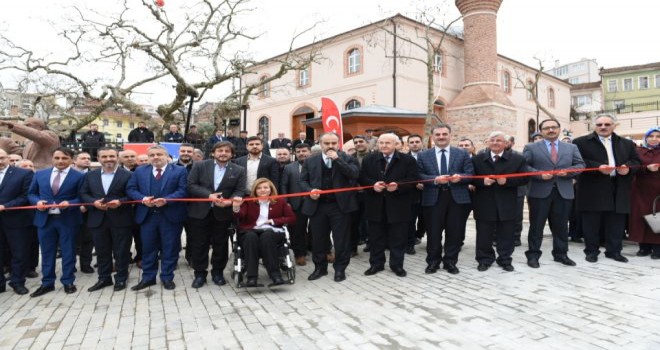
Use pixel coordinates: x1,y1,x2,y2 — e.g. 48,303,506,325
447,0,516,141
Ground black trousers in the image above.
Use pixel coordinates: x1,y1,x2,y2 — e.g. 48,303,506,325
77,223,94,267
131,223,142,262
368,221,407,269
0,224,32,286
526,188,571,260
350,198,367,251
581,211,625,256
290,209,309,258
238,230,284,278
476,219,515,265
407,203,424,248
188,212,231,278
309,202,351,272
513,196,524,240
29,227,39,271
90,218,132,283
423,190,468,266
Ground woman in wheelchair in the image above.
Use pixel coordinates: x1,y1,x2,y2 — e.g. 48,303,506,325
233,178,296,287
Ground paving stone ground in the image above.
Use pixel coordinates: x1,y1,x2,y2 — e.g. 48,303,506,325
1,220,659,350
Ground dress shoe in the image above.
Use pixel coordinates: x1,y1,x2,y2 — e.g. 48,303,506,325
334,270,346,282
113,281,127,291
585,254,598,263
443,264,459,275
162,281,176,290
514,238,522,247
326,253,336,263
406,246,416,255
80,265,95,274
553,256,577,266
245,277,258,287
477,263,490,272
271,275,285,286
651,253,660,260
391,267,407,277
30,285,54,297
88,280,113,292
0,284,5,293
501,264,514,272
363,245,370,252
131,280,157,291
295,256,307,266
191,277,206,289
63,284,77,294
605,253,628,263
364,266,384,276
527,259,540,268
308,268,328,281
425,264,439,274
351,250,358,257
415,238,422,245
636,249,652,257
212,274,227,286
570,237,584,243
10,284,29,295
26,270,39,278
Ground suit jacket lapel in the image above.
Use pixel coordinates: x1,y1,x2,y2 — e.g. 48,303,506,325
0,168,12,189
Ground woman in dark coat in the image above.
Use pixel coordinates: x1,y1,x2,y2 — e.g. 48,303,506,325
629,127,660,258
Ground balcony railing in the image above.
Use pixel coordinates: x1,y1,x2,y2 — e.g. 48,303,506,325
573,100,660,120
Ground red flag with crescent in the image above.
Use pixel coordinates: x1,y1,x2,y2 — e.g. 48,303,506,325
321,97,343,149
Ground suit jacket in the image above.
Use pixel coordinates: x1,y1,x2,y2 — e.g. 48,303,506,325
292,139,314,149
28,167,84,228
523,140,585,199
300,152,360,216
572,132,641,213
280,161,305,211
79,167,133,228
187,160,246,221
417,146,474,206
0,167,34,228
270,138,292,149
233,154,280,189
359,151,420,223
235,199,296,231
126,163,188,224
472,150,529,221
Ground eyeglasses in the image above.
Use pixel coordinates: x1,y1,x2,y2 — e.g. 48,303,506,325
595,123,613,127
541,126,559,130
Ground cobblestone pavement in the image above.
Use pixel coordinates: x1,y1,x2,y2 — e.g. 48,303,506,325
1,221,659,350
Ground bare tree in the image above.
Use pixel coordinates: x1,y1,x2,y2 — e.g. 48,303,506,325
0,0,320,137
513,57,558,122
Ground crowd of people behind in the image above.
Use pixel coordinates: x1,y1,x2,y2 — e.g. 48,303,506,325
0,113,658,297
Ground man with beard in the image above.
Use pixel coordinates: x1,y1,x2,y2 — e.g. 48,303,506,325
351,135,371,253
118,149,142,266
0,118,60,170
187,141,246,288
301,132,360,282
406,134,425,254
72,152,94,274
184,125,204,149
174,143,195,173
275,148,291,192
79,148,133,292
8,154,22,167
128,122,155,143
136,154,149,166
233,136,279,192
281,143,312,265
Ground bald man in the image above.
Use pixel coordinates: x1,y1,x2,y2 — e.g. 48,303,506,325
0,118,60,170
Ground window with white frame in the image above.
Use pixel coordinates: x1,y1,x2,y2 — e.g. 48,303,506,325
568,77,580,84
613,100,625,110
258,76,270,98
102,119,109,127
116,120,122,128
345,99,361,110
433,53,443,73
547,88,555,108
554,66,568,76
639,76,649,89
623,78,633,91
347,48,361,74
526,80,534,100
655,74,660,88
572,95,591,107
607,80,617,92
298,68,310,88
502,71,511,93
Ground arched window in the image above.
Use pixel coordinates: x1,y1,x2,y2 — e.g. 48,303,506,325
298,67,310,88
528,119,537,142
526,80,534,100
548,87,555,108
258,76,270,98
347,48,361,74
258,116,270,140
433,53,443,73
345,99,361,110
502,70,511,94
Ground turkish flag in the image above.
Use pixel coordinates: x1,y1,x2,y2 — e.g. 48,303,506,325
320,97,343,149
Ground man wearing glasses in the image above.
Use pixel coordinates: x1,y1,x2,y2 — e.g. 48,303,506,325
572,114,640,263
523,119,584,268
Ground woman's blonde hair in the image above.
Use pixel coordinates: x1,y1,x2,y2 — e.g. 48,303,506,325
250,178,278,203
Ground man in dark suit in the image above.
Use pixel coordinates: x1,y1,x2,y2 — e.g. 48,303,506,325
472,131,529,272
81,123,105,161
573,114,641,263
128,122,155,143
163,124,184,143
406,134,425,254
417,124,474,275
233,136,279,191
523,119,585,268
359,133,419,277
187,141,246,288
291,132,313,150
300,132,360,282
28,147,85,297
0,149,34,294
126,145,188,291
270,132,292,150
79,148,134,292
281,143,312,265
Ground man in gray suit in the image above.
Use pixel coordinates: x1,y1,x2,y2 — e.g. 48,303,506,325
523,119,585,268
281,143,312,266
187,141,246,288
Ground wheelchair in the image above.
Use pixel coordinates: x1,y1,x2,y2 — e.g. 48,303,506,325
230,225,296,288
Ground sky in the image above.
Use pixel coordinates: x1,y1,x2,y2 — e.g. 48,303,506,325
1,0,658,106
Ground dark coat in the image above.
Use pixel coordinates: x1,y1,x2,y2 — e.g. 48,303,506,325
187,160,246,222
28,167,85,228
163,132,184,143
79,167,133,228
572,132,641,213
300,152,360,216
629,146,660,244
270,138,293,149
233,154,280,190
280,161,305,211
0,166,34,228
359,151,419,223
471,150,529,221
128,127,155,143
